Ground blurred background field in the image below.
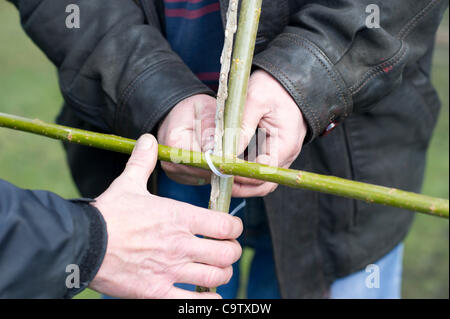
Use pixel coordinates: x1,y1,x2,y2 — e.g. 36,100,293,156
0,3,448,299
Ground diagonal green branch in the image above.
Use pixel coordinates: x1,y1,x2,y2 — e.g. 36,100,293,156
0,111,448,219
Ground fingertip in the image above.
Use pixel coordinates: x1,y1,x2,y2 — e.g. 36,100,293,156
233,176,265,186
270,183,278,193
231,182,277,198
135,134,156,151
220,214,243,239
232,216,244,237
122,134,158,186
208,293,223,299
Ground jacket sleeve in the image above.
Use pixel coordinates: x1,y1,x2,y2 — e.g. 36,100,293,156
0,180,107,298
253,0,447,142
7,0,213,139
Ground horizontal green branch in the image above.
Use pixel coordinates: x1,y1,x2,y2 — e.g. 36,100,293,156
0,112,448,219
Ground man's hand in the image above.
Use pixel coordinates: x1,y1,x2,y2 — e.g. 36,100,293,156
158,94,216,185
89,134,243,299
232,70,308,197
157,70,307,198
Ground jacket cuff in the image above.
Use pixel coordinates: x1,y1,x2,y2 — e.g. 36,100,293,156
253,33,353,143
64,199,107,298
115,60,214,139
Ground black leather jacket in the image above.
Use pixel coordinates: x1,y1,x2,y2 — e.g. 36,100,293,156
5,0,447,298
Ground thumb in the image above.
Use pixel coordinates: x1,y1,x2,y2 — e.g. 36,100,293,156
121,134,158,187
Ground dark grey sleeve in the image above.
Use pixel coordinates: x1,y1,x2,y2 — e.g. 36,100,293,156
0,180,107,298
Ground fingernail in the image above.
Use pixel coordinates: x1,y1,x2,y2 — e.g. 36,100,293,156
135,134,154,151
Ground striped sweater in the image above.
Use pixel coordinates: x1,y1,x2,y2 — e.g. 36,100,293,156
164,0,224,92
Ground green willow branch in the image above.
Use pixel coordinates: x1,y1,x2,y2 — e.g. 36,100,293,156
200,0,262,294
210,0,263,215
0,112,448,219
208,0,239,219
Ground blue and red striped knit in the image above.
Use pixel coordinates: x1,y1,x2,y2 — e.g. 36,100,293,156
164,0,224,92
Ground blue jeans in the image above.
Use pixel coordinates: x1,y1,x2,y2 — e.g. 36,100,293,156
330,243,404,299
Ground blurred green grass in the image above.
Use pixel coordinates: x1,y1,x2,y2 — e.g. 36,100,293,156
0,2,448,299
402,11,449,299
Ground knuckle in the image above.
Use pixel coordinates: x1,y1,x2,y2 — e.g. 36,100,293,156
223,266,234,285
204,267,220,288
258,184,277,197
126,159,146,171
168,263,186,282
165,130,185,147
233,241,243,262
220,244,237,265
217,217,233,238
186,210,200,233
287,149,301,164
166,135,179,147
234,218,244,237
247,87,262,105
167,235,189,260
169,202,196,233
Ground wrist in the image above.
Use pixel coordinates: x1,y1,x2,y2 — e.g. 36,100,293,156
65,201,108,298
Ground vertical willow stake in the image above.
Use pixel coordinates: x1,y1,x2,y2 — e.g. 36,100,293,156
213,0,262,214
209,0,239,216
197,0,263,293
